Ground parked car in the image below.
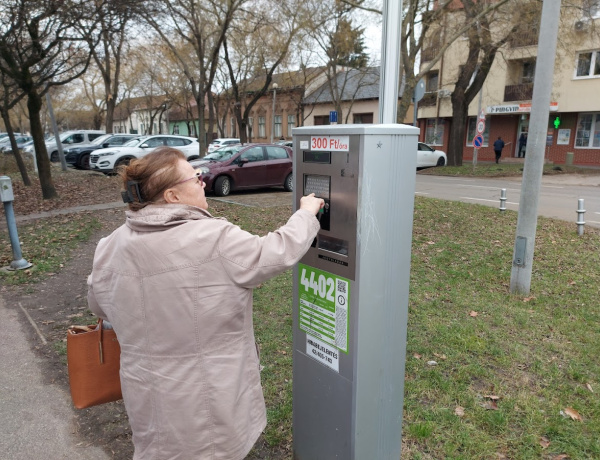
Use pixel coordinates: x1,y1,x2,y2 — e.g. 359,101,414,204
90,135,200,174
0,135,32,153
275,140,293,148
64,133,137,169
190,143,293,197
207,138,240,153
39,130,105,162
417,142,447,168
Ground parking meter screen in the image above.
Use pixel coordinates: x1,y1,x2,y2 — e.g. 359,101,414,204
304,175,330,199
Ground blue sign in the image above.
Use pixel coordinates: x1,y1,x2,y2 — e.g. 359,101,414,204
473,134,484,149
329,111,338,123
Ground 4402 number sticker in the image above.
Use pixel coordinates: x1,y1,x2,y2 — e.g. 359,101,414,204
298,264,350,353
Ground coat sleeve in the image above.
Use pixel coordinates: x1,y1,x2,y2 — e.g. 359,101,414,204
217,208,320,288
87,273,108,320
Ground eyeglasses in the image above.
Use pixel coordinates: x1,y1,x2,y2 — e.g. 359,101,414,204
173,172,203,186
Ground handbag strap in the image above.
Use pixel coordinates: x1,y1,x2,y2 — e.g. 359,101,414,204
97,318,105,364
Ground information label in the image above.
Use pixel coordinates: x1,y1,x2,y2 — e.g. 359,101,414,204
310,135,350,152
298,264,350,353
306,336,339,372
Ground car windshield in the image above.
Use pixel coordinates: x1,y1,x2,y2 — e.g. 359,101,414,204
123,137,145,147
91,134,113,145
204,145,242,161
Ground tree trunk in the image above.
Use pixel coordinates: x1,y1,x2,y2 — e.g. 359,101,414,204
1,109,31,186
447,90,468,167
27,91,57,199
105,97,116,133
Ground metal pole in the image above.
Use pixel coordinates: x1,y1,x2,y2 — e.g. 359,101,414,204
499,188,507,212
270,84,278,143
378,0,402,124
45,93,67,171
0,176,32,271
509,0,562,295
473,89,483,168
576,198,586,236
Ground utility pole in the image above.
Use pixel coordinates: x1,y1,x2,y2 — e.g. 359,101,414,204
378,0,402,124
45,93,67,171
510,0,562,294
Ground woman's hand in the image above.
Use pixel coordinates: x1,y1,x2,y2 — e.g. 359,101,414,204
300,193,325,215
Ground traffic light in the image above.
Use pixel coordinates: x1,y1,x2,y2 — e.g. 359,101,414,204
553,116,561,129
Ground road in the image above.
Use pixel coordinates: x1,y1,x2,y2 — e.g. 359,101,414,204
415,174,600,228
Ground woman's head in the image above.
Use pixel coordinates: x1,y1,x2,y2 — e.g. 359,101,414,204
120,147,208,211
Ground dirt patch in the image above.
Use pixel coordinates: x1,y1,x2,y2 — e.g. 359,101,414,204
0,166,291,459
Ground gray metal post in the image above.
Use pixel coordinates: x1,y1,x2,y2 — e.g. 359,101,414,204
45,93,67,171
378,0,403,124
576,199,585,236
0,176,32,271
473,89,483,168
499,188,507,212
509,0,562,295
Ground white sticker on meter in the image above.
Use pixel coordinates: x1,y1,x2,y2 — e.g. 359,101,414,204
298,264,350,353
306,336,339,372
310,135,349,151
300,140,309,149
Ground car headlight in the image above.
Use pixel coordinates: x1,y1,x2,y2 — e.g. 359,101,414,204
96,151,116,157
198,166,210,175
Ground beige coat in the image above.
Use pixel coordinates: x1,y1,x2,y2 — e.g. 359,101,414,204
87,204,319,460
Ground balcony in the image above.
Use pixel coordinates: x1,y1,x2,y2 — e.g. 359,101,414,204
504,83,533,102
419,92,438,107
422,46,440,63
509,29,538,48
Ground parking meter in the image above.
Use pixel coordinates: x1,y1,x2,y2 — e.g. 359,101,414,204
291,124,419,459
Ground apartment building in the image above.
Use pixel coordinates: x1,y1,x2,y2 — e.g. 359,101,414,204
418,1,600,166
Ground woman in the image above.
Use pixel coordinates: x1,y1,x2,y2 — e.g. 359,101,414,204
87,147,323,459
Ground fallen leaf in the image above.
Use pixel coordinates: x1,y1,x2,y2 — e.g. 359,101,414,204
433,353,447,360
551,455,569,460
586,383,593,393
523,296,536,302
427,241,435,245
469,311,478,317
413,353,422,359
454,406,465,417
539,436,550,449
563,407,583,421
481,400,499,410
568,281,576,285
426,360,438,366
484,395,501,401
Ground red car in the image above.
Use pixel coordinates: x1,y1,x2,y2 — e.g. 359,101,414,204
189,143,293,196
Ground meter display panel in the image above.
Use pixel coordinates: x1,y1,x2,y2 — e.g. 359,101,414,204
303,151,331,164
304,174,330,199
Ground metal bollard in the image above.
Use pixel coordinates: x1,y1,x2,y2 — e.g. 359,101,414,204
576,198,586,236
499,188,507,212
0,176,33,270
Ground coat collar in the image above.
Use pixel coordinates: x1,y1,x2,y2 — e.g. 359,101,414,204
125,204,217,232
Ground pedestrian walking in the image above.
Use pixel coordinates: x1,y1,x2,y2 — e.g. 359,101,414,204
87,147,324,460
494,136,505,163
518,133,527,158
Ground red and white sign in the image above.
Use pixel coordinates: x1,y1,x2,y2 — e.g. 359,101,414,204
478,109,486,120
310,135,350,152
476,120,485,134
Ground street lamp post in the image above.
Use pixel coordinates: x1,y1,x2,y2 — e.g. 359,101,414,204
271,83,278,143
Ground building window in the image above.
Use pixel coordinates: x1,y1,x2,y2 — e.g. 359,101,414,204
575,113,600,148
587,0,600,18
353,113,374,124
173,125,179,134
522,61,536,83
426,71,439,92
466,117,490,147
287,115,295,137
425,118,445,145
314,115,330,125
274,115,282,138
258,116,266,137
575,50,600,78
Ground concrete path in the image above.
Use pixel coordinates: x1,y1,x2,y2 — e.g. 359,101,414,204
0,296,109,460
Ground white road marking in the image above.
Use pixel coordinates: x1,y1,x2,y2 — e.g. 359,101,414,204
460,197,519,205
415,192,430,195
458,184,521,192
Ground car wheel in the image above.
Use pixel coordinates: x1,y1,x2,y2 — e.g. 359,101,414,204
79,153,90,170
284,173,293,192
214,176,231,197
50,151,59,162
436,157,446,167
187,155,200,161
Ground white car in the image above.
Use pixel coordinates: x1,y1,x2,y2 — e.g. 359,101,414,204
207,138,240,153
90,135,200,174
417,142,447,168
44,130,105,161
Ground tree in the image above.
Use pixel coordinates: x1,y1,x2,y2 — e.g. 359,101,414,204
139,0,248,155
0,0,96,198
221,0,306,144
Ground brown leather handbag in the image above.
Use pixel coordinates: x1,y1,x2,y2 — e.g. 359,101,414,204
66,318,122,409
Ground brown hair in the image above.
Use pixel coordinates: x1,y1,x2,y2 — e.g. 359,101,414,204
119,147,187,210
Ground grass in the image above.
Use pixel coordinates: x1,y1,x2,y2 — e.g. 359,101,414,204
0,213,101,284
418,162,600,178
2,186,599,459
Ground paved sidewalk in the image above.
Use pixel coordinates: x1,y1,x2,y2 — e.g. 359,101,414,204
0,296,109,460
